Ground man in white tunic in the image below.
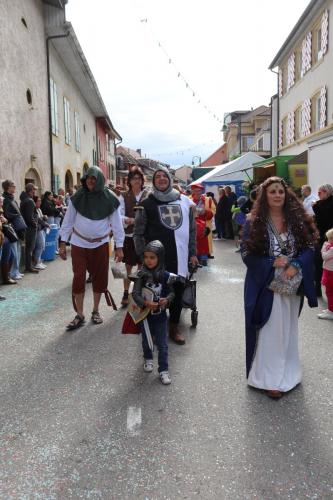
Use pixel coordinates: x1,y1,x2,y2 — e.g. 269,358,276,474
59,166,124,330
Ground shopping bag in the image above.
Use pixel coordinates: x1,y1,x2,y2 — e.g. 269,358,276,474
110,261,127,279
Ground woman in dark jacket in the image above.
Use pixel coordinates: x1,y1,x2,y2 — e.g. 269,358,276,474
41,192,58,221
312,184,333,296
215,188,229,239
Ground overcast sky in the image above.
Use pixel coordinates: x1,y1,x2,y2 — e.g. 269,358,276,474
66,0,310,167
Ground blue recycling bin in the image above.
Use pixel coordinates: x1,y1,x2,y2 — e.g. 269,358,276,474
41,224,59,261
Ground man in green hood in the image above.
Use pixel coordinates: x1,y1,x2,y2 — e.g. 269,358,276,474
59,166,124,330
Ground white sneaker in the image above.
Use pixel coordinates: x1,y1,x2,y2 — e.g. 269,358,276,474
35,262,46,269
34,263,46,270
143,360,153,373
160,371,171,385
11,274,22,280
317,310,333,320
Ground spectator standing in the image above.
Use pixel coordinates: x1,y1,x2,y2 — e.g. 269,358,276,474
225,186,237,239
0,195,16,288
33,196,49,270
2,179,26,280
215,188,228,239
312,184,333,296
20,183,39,274
301,184,318,216
318,228,333,320
134,165,198,345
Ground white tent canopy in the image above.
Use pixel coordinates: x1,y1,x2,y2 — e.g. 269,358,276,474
190,152,263,185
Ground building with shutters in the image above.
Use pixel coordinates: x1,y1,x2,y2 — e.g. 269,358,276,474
269,0,333,187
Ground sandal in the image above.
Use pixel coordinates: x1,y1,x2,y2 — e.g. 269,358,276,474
91,310,103,324
66,314,85,331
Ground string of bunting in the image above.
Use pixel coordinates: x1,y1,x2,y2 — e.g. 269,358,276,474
148,140,218,158
140,18,223,126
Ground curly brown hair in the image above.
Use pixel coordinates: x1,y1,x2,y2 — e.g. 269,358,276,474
127,167,145,189
244,176,318,255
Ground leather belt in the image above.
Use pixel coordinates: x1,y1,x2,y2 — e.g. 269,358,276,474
73,228,109,243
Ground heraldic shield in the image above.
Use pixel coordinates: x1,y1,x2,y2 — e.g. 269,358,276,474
158,204,183,230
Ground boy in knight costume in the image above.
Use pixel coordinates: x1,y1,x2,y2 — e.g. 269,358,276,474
130,240,175,385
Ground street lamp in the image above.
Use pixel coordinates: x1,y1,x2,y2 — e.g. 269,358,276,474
192,155,202,166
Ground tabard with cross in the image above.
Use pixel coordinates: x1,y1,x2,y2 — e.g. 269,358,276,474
158,204,183,230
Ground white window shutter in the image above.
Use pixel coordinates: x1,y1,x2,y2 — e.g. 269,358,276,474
287,53,295,91
301,32,312,76
287,112,295,144
278,69,283,97
279,119,283,148
319,86,327,129
321,10,329,56
301,99,311,137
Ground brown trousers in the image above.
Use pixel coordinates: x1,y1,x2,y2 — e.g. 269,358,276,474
71,243,109,294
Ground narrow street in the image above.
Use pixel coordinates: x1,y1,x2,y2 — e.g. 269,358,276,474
0,242,332,499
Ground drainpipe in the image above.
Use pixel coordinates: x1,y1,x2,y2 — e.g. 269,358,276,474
46,32,70,192
270,95,273,157
270,68,279,157
115,137,122,184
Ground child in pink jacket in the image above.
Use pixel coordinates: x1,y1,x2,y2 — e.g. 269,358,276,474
318,228,333,320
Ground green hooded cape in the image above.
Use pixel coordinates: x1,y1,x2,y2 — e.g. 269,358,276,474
71,166,119,220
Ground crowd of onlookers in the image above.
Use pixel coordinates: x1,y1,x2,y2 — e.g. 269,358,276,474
1,176,333,319
0,180,72,300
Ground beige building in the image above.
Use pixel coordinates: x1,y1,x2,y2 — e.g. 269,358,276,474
269,0,333,187
171,165,193,186
0,0,54,194
0,0,120,195
222,106,271,161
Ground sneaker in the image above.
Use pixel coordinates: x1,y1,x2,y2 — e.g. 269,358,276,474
11,274,23,280
160,371,171,385
143,360,153,373
34,263,46,270
317,310,333,320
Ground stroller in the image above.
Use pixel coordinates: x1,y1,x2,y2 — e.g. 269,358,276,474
182,264,200,327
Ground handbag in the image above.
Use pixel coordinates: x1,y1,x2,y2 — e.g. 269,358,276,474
267,218,303,296
2,223,19,242
12,214,27,232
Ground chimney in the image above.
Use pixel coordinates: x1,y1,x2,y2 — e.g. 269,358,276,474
136,148,142,157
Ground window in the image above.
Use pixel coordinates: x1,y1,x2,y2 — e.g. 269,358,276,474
258,137,264,150
50,78,59,136
63,97,71,145
74,111,80,152
311,92,321,132
295,105,302,140
241,135,254,152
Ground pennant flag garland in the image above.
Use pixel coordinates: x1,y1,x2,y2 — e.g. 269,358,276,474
139,18,222,127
